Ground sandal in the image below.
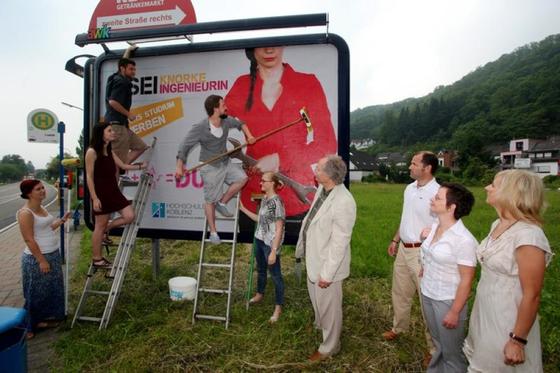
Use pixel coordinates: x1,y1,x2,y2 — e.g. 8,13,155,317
36,320,62,329
92,257,112,268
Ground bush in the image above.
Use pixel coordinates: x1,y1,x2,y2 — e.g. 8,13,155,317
435,172,461,184
481,169,497,186
362,173,387,183
543,175,560,190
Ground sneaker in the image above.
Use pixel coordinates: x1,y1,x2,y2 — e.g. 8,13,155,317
382,330,399,341
215,202,233,217
119,175,133,182
209,232,221,245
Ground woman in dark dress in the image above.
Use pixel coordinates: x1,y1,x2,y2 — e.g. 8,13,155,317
85,123,144,268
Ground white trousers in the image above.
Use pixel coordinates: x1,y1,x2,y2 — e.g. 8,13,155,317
307,277,343,356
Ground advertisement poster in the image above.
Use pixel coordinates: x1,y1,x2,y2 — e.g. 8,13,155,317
96,43,343,242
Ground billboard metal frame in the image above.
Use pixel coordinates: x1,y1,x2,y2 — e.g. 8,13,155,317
76,13,329,46
73,15,349,242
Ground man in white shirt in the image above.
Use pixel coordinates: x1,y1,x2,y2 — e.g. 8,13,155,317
382,151,440,365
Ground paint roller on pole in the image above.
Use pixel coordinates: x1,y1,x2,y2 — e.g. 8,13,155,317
61,158,81,168
180,107,313,175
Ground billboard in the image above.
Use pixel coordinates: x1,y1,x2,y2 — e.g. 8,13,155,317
86,35,349,243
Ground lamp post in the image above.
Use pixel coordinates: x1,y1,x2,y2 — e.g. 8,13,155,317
59,101,84,315
61,101,83,111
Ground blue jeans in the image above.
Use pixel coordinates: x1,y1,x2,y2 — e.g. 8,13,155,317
255,239,284,305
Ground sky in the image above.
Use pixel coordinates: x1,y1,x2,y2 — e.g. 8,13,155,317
1,0,559,169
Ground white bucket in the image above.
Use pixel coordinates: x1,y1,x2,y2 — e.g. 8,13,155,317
168,276,197,301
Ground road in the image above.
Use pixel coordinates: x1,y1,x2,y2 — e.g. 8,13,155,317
0,182,58,230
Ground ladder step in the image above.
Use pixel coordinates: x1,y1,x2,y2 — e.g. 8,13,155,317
77,316,102,322
92,266,113,272
215,216,236,221
195,314,227,321
120,179,140,187
199,288,230,294
203,239,235,244
86,290,110,295
201,263,231,269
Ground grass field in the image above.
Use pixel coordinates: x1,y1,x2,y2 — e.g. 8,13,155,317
53,183,559,372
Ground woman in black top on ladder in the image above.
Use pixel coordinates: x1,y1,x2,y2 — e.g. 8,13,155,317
85,122,145,268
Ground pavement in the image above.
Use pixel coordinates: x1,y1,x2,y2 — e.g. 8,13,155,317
0,182,57,229
0,201,83,372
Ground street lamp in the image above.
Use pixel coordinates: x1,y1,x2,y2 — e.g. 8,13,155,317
61,102,83,111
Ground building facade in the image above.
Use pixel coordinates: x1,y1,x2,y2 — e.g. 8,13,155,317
500,136,560,178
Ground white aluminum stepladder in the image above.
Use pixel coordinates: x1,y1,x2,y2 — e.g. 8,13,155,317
72,138,157,330
192,192,241,329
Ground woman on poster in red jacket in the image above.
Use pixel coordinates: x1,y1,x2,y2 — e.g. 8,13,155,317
225,46,337,223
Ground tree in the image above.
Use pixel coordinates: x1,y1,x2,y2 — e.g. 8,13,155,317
1,154,26,168
0,154,27,182
45,153,73,181
461,157,492,185
26,161,35,174
76,129,85,163
0,163,25,182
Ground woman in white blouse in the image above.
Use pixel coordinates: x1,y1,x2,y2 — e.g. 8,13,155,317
420,182,477,372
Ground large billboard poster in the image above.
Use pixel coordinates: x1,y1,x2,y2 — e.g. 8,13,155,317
91,36,349,243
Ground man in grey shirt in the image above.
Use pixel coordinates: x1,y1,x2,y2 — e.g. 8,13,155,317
175,95,255,244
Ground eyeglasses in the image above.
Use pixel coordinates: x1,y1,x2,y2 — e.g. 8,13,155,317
260,179,273,183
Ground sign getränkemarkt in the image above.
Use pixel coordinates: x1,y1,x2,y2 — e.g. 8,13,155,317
26,108,59,143
89,0,197,35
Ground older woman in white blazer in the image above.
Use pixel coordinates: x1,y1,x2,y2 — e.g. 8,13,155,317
295,155,357,362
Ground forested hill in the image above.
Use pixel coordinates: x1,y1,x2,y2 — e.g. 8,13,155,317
350,34,560,156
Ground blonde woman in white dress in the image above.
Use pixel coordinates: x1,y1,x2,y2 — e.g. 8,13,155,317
463,170,552,372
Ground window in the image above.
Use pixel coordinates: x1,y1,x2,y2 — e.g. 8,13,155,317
545,152,552,158
537,166,550,173
536,153,543,158
529,153,535,158
516,141,523,151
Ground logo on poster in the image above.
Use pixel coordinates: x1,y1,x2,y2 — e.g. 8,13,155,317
151,201,203,219
152,202,166,218
131,73,228,95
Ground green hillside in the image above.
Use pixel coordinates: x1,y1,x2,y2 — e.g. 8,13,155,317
351,34,560,159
